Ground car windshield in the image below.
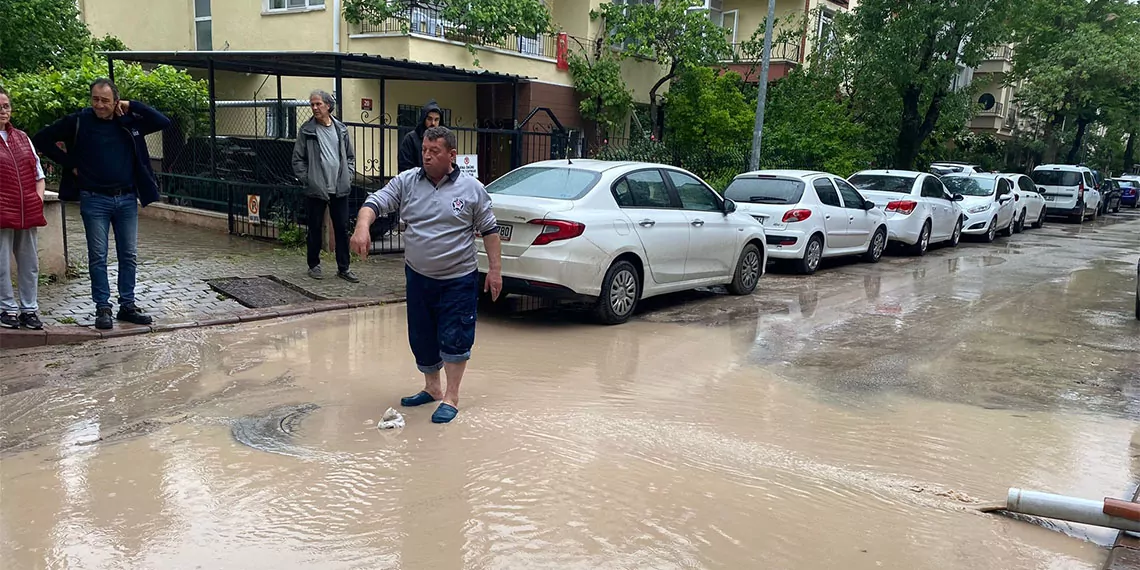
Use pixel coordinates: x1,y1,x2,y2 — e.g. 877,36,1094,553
943,176,995,196
1031,170,1082,187
723,177,806,204
848,174,916,193
485,167,600,200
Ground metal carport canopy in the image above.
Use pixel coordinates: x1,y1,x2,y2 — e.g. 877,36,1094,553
98,50,531,83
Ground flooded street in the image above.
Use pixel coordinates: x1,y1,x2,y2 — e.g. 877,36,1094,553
3,213,1139,569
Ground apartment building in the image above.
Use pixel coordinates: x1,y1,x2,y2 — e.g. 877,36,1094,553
704,0,856,82
78,1,668,144
968,45,1020,141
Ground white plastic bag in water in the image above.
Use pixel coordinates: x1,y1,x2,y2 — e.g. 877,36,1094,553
377,407,405,430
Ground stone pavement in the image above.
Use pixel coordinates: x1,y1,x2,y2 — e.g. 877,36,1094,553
34,207,408,327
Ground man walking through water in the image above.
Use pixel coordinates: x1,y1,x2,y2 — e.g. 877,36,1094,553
350,126,502,424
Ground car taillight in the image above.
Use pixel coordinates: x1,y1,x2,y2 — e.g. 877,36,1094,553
528,219,585,246
1078,183,1085,200
782,209,813,223
885,200,918,215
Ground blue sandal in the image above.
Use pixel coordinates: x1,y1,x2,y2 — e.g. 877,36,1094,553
431,403,459,424
400,391,437,407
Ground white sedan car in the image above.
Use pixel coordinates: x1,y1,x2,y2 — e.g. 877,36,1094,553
723,170,888,274
848,170,965,255
1001,173,1047,232
941,173,1018,242
475,160,768,325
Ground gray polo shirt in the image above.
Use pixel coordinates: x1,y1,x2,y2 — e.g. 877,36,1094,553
364,166,499,280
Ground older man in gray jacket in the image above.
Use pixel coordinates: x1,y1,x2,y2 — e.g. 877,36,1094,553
292,89,358,282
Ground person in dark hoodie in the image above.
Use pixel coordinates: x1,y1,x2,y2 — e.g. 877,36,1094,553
33,78,170,330
398,100,442,173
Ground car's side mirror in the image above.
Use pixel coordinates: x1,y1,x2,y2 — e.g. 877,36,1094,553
999,195,1013,203
863,200,876,210
952,193,964,201
724,198,737,215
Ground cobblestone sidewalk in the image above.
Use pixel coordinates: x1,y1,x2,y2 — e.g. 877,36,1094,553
37,208,407,327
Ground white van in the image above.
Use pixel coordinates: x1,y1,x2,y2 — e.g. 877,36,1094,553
1030,164,1102,222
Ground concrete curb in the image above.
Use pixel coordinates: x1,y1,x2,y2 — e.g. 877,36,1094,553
0,296,406,350
1103,485,1140,570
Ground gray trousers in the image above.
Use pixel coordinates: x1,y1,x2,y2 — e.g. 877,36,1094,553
0,228,39,313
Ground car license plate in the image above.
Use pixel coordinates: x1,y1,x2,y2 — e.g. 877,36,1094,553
499,223,513,242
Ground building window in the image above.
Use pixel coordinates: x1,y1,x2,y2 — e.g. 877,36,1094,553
817,9,836,47
268,0,325,11
195,0,212,50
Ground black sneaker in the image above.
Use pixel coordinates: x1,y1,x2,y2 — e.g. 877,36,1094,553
337,270,360,283
95,307,114,330
308,266,324,280
117,303,153,326
0,312,19,329
19,312,43,330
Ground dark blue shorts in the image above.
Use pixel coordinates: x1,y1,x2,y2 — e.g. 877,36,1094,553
405,265,479,373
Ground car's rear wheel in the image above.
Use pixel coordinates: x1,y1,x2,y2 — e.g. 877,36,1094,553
727,243,762,295
862,227,887,263
948,218,963,247
909,221,931,255
1000,215,1015,237
1014,210,1026,233
594,260,640,325
796,235,824,275
1032,207,1045,229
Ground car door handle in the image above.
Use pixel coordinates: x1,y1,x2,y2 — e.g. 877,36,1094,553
690,219,705,227
849,216,855,221
639,219,656,227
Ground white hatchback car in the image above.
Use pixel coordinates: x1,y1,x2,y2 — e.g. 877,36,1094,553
848,170,965,255
930,162,984,176
941,174,1018,242
724,170,888,274
475,160,768,325
1031,164,1102,222
1000,173,1047,232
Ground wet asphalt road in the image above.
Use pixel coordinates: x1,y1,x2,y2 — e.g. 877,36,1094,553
1,208,1138,570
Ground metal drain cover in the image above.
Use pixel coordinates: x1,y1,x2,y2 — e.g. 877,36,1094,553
206,276,323,309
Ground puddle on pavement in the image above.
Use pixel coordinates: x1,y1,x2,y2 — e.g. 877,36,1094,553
2,304,1135,570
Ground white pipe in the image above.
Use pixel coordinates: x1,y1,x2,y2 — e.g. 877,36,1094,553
1006,488,1140,532
332,0,341,52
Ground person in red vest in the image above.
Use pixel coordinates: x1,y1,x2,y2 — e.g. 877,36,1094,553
0,86,48,330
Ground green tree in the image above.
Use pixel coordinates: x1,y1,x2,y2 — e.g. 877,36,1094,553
566,36,634,146
0,0,100,73
664,66,752,152
1009,0,1140,163
592,0,732,138
830,0,1015,169
1,54,208,135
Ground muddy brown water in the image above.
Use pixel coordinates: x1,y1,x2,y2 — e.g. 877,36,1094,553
2,213,1139,569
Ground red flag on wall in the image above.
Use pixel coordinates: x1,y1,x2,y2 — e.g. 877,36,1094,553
556,32,569,70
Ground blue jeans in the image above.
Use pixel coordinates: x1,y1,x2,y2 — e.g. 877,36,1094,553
405,265,479,374
79,191,139,309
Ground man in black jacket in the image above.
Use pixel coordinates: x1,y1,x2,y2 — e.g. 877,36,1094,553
397,100,442,173
33,78,170,330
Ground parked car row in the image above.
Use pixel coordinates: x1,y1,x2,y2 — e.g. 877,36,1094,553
474,159,1128,325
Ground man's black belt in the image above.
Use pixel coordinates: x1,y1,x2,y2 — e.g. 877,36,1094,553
88,186,135,197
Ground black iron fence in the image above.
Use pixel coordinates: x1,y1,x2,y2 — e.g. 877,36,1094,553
355,4,557,60
149,103,581,253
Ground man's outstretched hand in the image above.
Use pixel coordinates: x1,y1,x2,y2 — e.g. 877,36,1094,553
350,227,371,260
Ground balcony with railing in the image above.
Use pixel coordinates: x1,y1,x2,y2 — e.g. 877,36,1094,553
978,101,1005,117
976,45,1014,74
721,41,802,64
352,4,557,60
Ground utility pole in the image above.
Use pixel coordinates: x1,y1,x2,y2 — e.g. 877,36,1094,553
749,0,777,171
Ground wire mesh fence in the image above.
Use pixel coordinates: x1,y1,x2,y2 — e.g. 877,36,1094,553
150,101,582,253
590,137,752,191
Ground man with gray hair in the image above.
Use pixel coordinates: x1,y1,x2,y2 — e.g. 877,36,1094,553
293,89,358,282
350,126,503,424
